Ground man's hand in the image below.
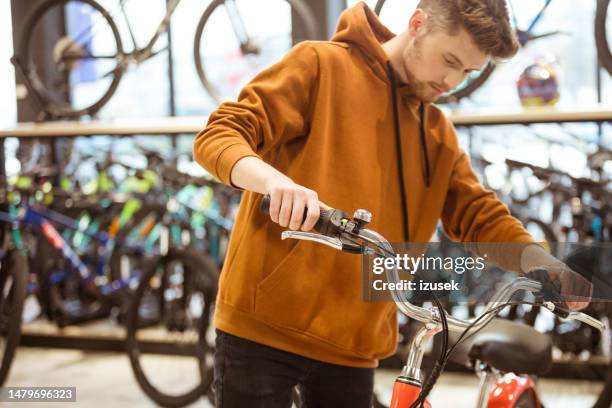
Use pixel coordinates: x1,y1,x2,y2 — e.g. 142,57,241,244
528,263,593,311
265,177,324,232
521,244,593,311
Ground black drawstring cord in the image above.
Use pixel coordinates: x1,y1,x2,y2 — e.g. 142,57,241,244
419,103,431,187
386,61,410,243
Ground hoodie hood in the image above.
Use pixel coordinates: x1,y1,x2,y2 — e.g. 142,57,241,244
332,2,424,104
332,2,394,77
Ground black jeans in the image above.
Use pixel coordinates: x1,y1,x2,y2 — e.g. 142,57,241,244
213,330,374,407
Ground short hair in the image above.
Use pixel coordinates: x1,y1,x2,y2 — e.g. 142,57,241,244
417,0,519,60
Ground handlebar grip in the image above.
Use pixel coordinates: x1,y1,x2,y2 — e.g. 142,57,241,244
526,269,570,318
259,195,337,235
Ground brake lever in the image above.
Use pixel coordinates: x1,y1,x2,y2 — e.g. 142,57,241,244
526,269,571,318
281,231,342,250
565,311,607,333
540,304,607,333
526,272,605,332
281,231,365,254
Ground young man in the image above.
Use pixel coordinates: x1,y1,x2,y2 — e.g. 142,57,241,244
194,1,592,406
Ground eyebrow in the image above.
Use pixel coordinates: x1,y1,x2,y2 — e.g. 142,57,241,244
445,52,481,72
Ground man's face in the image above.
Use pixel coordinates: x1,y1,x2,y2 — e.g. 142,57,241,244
400,25,490,102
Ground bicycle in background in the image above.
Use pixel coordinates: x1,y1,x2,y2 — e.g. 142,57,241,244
12,0,318,119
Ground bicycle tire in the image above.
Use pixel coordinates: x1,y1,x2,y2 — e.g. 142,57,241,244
595,0,612,75
524,217,558,252
514,388,539,408
373,0,496,104
194,0,318,104
126,248,217,408
593,361,612,408
0,250,27,386
29,230,111,327
17,0,124,118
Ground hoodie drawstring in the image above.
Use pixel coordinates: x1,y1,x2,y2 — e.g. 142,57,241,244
419,103,432,187
385,61,431,244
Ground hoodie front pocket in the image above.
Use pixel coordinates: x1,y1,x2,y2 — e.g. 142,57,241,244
254,242,396,358
254,241,325,331
256,240,304,296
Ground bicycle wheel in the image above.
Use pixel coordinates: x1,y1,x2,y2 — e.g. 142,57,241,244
126,248,217,408
0,250,27,386
523,218,557,243
373,0,496,104
596,0,612,75
28,230,111,326
514,388,539,408
593,361,612,408
17,0,124,118
194,0,318,104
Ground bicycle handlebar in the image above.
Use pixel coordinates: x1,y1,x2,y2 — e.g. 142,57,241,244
259,195,606,334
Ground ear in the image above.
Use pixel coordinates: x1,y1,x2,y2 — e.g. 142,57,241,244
408,8,428,38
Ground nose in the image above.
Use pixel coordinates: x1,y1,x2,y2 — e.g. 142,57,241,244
442,71,466,91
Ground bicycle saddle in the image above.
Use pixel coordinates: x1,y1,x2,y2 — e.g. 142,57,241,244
447,318,552,376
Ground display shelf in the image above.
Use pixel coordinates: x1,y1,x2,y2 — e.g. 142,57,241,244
0,106,610,139
0,116,209,138
19,318,609,379
20,319,201,356
447,105,612,126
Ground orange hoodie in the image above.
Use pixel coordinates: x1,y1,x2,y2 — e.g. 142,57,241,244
193,2,535,368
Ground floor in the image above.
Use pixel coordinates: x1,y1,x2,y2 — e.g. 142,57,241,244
4,347,606,407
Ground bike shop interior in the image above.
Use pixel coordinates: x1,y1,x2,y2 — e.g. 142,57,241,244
0,1,611,407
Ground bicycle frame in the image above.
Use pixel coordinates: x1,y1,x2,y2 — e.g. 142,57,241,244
0,203,138,294
512,0,553,38
118,0,183,63
118,0,255,63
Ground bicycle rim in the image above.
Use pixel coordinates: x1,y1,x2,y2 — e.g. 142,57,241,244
126,249,217,407
18,0,124,118
524,218,557,248
0,250,27,386
194,0,318,104
596,0,612,75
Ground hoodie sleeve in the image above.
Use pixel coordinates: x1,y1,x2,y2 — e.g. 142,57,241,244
193,42,320,187
441,148,536,273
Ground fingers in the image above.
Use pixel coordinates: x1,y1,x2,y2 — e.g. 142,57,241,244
558,269,594,311
278,189,293,227
567,301,589,311
289,192,306,230
266,184,320,231
268,188,283,224
302,195,320,231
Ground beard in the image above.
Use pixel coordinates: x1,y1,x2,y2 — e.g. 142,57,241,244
401,40,441,103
